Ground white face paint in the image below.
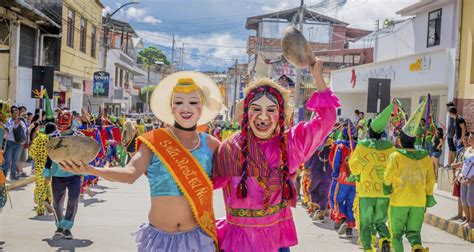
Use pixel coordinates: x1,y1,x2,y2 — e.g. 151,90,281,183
248,95,279,139
171,91,203,128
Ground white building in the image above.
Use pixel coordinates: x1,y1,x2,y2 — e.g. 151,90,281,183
330,0,460,122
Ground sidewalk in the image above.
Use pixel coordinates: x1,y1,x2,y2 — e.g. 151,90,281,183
426,186,474,242
5,166,35,191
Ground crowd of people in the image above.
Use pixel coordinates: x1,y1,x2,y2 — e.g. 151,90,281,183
0,64,473,252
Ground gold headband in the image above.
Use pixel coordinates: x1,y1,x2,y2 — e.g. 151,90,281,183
171,78,204,101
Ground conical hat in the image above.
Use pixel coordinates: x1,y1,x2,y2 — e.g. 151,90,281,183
150,71,223,126
402,97,427,137
371,102,394,133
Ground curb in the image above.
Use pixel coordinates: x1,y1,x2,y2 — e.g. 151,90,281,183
424,212,474,243
6,176,35,191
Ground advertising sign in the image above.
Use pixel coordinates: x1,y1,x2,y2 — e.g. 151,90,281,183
93,71,110,97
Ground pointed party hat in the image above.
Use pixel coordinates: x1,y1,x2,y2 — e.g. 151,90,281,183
402,96,427,137
43,92,54,121
371,102,394,133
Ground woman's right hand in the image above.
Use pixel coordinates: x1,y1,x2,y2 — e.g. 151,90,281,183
59,160,95,175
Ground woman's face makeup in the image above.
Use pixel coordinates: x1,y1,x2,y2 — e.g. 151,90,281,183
171,90,203,128
248,95,279,139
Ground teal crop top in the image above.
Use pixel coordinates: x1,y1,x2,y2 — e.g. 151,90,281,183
146,133,213,197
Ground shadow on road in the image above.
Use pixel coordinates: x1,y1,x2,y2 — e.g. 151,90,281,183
312,221,359,245
29,215,55,222
82,198,106,207
42,236,93,251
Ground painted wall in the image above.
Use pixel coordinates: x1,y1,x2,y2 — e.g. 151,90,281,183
333,92,367,120
331,49,454,94
16,67,36,112
412,1,457,54
60,0,102,79
374,19,415,62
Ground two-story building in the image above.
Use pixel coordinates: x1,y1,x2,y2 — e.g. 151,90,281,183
245,7,372,120
0,0,60,111
28,0,104,112
330,0,459,121
89,17,145,116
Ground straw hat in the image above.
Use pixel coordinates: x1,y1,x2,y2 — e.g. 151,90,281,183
150,71,223,126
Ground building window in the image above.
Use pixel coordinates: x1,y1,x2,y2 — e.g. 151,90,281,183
80,17,87,53
115,66,119,87
427,9,442,48
119,68,124,87
91,25,96,58
19,25,37,68
67,9,75,48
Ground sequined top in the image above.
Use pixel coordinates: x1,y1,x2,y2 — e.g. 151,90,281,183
146,133,213,197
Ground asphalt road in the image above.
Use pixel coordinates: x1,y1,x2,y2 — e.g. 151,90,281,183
1,177,472,251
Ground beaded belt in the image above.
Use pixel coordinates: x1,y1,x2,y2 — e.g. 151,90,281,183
227,200,288,218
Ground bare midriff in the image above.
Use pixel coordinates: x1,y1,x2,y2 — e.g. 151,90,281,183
148,196,198,233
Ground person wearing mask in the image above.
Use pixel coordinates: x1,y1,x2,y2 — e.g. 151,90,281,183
2,107,27,180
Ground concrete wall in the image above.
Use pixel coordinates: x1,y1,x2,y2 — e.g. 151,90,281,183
374,19,415,62
412,1,457,54
333,92,367,120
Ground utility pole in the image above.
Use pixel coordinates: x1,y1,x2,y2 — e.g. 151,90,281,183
294,0,305,123
171,35,176,73
232,60,238,121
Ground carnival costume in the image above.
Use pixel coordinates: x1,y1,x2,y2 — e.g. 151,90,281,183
305,138,332,222
214,78,339,251
349,103,395,252
330,120,357,237
134,72,222,251
384,97,436,252
43,110,83,238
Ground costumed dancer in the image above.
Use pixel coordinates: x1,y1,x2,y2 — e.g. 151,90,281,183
213,60,339,251
29,93,55,216
60,72,222,251
305,136,333,222
300,164,311,208
383,97,436,252
349,103,396,252
43,110,83,239
331,119,357,238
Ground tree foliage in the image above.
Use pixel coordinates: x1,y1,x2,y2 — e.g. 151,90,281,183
140,85,156,103
138,46,170,66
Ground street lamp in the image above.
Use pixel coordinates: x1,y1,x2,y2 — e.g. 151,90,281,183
102,0,140,70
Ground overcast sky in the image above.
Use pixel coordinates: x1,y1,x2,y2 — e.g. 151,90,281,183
101,0,418,71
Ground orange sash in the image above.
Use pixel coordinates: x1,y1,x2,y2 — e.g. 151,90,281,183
137,129,217,248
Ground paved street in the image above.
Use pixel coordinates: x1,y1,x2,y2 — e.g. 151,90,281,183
1,177,472,252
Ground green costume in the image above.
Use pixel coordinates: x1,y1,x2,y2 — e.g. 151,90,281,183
384,97,436,252
349,103,395,252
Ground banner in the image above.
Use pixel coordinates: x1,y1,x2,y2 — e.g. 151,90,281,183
93,71,110,97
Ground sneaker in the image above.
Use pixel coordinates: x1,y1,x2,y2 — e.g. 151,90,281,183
54,228,63,235
334,221,342,230
338,222,348,236
345,228,353,238
62,229,73,239
19,172,28,177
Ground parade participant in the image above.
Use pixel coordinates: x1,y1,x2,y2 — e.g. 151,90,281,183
331,119,357,238
59,72,222,251
328,125,343,227
305,136,333,222
349,103,395,252
29,94,55,216
43,110,82,239
384,97,436,252
213,59,339,251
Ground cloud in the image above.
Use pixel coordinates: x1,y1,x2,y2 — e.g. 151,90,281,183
126,7,162,24
102,5,111,17
137,30,247,69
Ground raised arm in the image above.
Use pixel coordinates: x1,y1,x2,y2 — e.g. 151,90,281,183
60,144,152,184
287,60,339,169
